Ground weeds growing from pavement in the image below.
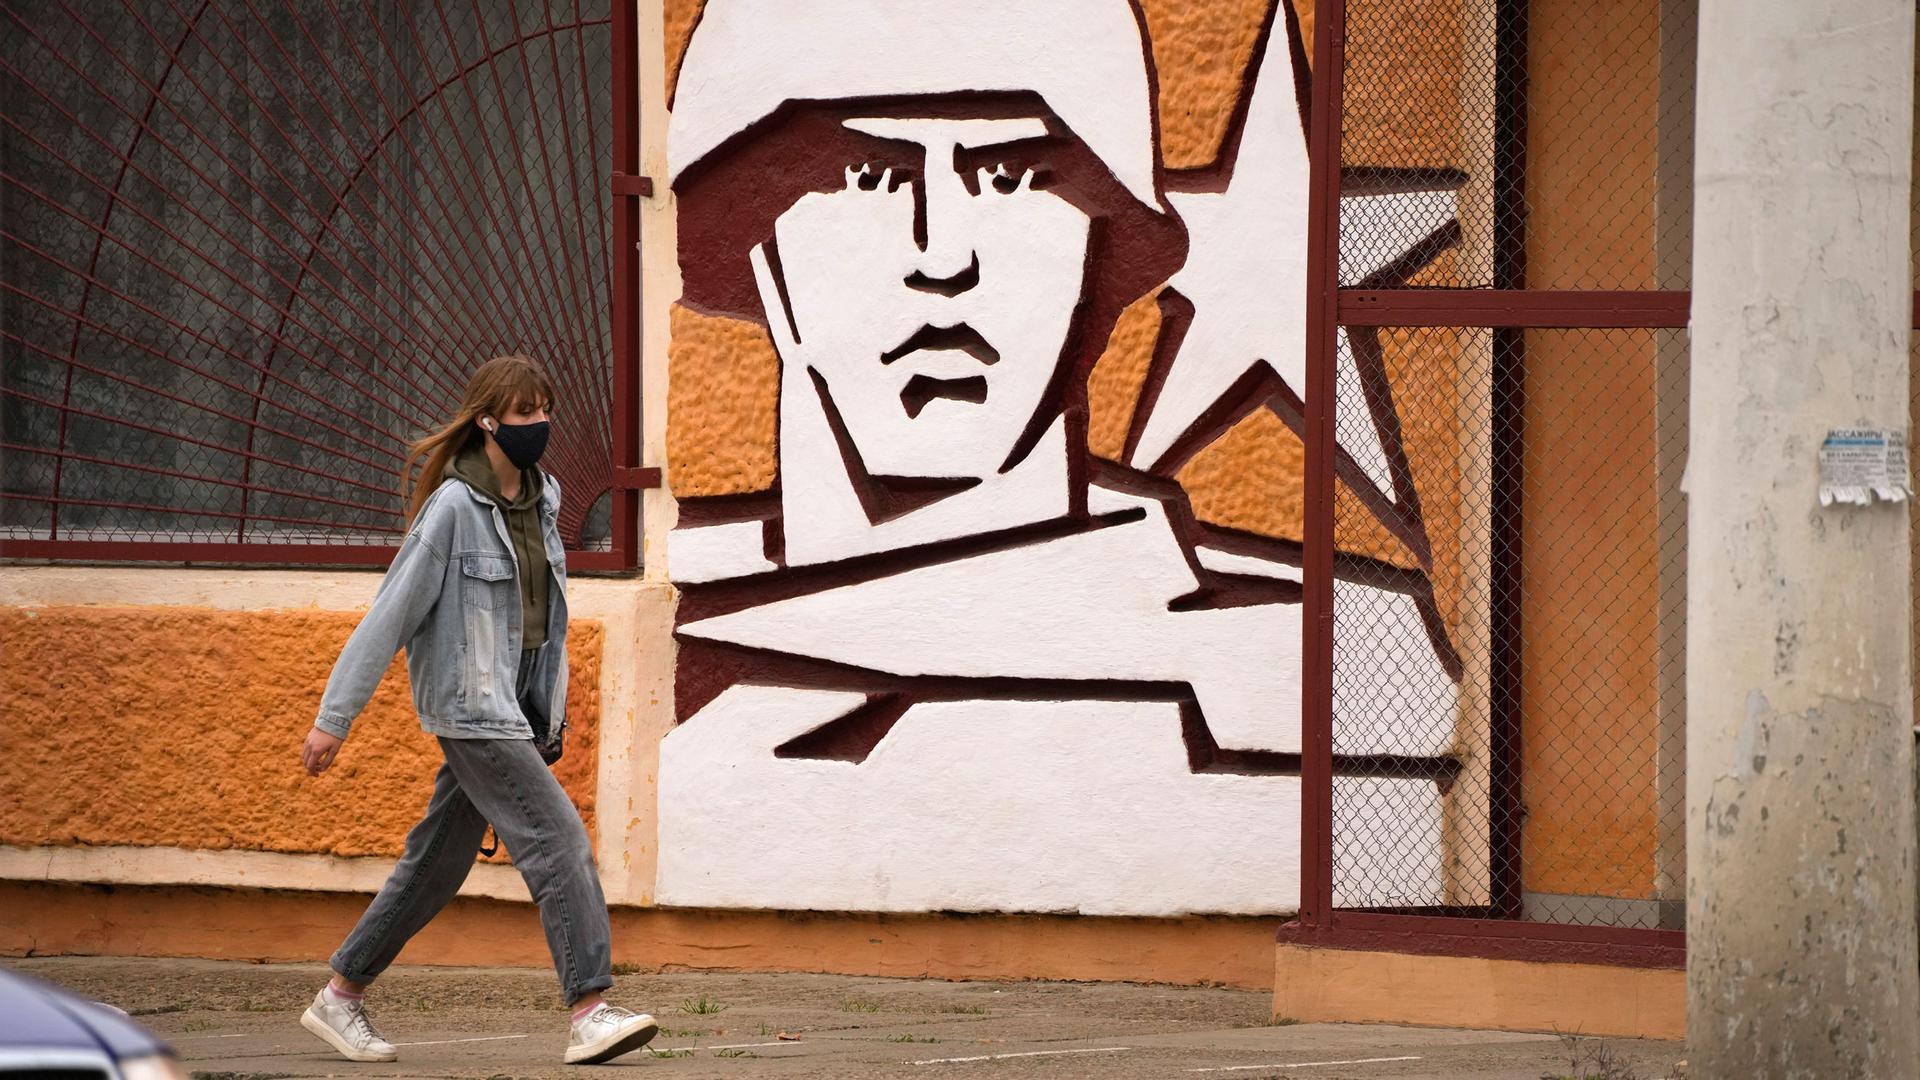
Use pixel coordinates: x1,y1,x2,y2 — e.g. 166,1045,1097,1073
679,995,729,1015
1544,1033,1643,1080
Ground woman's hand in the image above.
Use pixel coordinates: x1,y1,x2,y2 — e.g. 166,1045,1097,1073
302,727,345,776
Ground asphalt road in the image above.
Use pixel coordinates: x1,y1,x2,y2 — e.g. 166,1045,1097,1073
7,956,1686,1079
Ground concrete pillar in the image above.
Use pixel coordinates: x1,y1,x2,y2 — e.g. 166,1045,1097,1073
1687,2,1920,1076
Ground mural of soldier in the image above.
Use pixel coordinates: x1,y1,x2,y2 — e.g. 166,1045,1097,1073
659,0,1467,915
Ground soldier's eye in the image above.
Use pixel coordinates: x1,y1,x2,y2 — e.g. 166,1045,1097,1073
978,162,1035,195
845,162,909,192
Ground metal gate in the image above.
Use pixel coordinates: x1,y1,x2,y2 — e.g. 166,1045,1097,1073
1,0,646,570
1292,0,1691,966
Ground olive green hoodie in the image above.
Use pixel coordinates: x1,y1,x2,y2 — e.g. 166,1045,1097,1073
448,439,549,649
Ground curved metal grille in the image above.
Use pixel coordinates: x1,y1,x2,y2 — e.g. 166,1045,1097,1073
1,0,625,562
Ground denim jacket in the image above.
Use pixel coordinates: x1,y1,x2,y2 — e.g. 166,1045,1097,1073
314,472,569,742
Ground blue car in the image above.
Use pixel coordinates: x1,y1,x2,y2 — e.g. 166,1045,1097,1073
0,969,186,1079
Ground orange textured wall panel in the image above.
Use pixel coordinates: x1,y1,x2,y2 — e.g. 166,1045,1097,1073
664,0,702,108
1084,291,1164,461
0,607,600,861
1176,408,1421,569
1293,0,1315,70
1178,409,1305,541
1139,0,1276,170
665,304,781,497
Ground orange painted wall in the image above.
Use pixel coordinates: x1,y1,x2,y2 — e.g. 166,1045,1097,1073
0,607,600,862
1274,944,1685,1040
1,881,1282,992
1518,0,1665,899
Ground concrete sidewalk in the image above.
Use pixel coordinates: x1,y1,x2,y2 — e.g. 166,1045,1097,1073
7,957,1685,1079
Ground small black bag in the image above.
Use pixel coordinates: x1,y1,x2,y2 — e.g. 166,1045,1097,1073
515,647,566,767
526,696,565,766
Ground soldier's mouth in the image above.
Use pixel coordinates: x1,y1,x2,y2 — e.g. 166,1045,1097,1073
881,323,1000,366
901,374,989,417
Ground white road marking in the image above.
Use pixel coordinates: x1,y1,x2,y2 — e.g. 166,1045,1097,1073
913,1046,1131,1066
1189,1055,1424,1072
391,1034,532,1047
167,1034,248,1042
696,1041,801,1051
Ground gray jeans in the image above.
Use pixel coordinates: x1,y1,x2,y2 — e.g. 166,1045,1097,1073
330,656,612,1004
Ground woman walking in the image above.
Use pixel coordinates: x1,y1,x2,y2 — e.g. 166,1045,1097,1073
296,356,657,1066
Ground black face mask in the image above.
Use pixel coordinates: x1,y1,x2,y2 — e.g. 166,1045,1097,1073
489,419,550,470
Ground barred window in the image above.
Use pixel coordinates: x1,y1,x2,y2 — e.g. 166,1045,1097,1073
2,1,634,565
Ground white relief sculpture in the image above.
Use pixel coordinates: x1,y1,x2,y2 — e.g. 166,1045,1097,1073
1128,7,1313,475
659,0,1466,917
666,520,777,584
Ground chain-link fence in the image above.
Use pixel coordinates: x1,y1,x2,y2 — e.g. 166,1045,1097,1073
1341,0,1696,293
1330,327,1687,930
1,0,639,566
1306,0,1694,951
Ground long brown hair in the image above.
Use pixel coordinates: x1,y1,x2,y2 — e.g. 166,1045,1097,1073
401,355,556,527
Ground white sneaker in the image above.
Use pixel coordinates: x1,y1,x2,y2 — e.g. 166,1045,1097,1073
564,1003,658,1065
300,987,399,1063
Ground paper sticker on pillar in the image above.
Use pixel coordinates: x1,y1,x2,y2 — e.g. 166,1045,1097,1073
659,0,1473,917
1818,428,1912,507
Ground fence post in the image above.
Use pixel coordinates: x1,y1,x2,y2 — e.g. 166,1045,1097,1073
608,0,643,570
1687,1,1920,1074
1298,0,1345,929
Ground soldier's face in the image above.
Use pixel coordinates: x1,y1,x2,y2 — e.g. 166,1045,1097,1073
764,113,1093,480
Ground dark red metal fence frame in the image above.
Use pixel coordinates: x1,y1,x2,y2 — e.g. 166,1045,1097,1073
597,0,652,574
0,1,656,573
1289,0,1689,968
